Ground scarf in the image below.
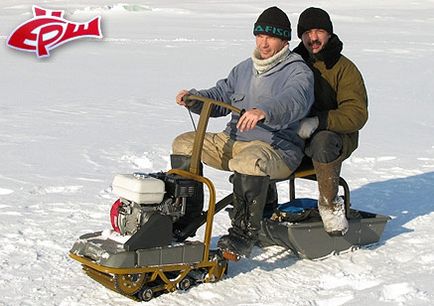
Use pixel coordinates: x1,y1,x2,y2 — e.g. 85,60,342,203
251,45,289,74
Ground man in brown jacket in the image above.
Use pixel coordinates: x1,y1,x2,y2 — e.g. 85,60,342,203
293,7,368,236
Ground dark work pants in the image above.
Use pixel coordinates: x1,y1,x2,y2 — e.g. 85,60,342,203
304,131,343,163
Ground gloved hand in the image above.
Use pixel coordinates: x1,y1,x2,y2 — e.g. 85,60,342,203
297,116,319,139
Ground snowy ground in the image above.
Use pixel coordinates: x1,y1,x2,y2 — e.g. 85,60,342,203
1,0,434,305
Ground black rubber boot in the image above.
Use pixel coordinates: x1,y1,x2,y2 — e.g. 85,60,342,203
170,155,204,237
262,182,278,218
218,172,270,259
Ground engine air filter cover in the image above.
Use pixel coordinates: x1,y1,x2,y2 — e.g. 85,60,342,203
112,173,165,204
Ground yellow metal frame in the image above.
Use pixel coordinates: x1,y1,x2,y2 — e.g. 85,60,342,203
167,169,216,262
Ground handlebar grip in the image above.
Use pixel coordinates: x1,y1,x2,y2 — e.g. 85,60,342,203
182,95,195,107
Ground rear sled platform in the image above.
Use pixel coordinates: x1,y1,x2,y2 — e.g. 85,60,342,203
186,193,390,261
255,163,391,260
257,202,390,259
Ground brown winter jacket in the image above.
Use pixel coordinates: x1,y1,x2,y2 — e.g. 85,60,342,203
293,34,368,159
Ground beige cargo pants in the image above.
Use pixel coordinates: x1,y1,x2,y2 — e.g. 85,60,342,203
172,131,293,180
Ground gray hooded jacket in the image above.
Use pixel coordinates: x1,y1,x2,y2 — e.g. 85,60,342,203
189,50,314,171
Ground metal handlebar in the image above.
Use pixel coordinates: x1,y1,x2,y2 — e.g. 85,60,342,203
183,95,242,115
181,95,240,175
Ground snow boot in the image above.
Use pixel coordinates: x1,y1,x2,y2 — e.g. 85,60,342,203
170,154,204,238
313,158,349,236
218,172,270,259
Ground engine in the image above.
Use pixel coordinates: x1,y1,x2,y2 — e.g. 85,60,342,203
110,172,197,237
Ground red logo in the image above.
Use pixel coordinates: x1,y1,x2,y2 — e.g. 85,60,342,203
7,6,103,58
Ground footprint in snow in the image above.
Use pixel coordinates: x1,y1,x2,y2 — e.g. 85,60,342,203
380,282,424,303
30,186,83,194
121,154,153,169
0,188,14,195
44,186,83,193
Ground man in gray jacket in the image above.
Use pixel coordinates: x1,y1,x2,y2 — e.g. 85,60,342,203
173,6,314,259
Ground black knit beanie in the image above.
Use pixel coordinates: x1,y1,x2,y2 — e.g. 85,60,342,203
253,6,291,41
297,7,333,38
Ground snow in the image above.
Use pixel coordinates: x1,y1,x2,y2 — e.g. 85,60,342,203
1,0,434,305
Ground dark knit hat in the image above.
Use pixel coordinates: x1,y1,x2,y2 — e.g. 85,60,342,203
297,7,333,38
253,6,291,41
